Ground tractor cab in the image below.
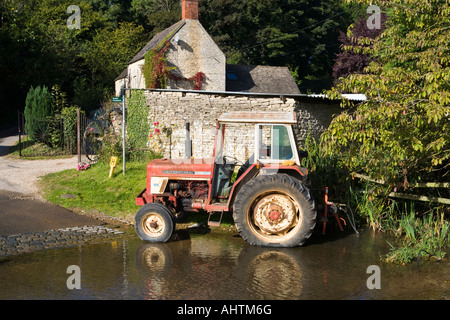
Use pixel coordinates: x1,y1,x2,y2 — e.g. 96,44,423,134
216,111,302,165
211,111,308,202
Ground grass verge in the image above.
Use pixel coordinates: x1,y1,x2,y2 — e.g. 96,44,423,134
39,161,147,222
7,136,73,160
38,160,236,231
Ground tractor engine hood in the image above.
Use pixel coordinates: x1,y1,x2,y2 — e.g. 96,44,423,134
147,158,214,180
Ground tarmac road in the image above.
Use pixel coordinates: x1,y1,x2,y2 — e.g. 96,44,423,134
0,189,102,237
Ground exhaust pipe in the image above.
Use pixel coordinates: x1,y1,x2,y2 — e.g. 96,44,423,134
185,122,192,158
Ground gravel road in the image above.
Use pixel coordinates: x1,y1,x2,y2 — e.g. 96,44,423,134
0,133,79,199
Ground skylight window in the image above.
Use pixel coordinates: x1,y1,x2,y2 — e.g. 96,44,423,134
226,72,238,81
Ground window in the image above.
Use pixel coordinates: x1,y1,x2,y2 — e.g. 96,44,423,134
226,72,238,81
257,125,293,161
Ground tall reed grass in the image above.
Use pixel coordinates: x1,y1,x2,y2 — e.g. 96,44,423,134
303,132,449,264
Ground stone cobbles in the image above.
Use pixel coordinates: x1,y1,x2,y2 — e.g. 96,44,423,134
0,225,126,257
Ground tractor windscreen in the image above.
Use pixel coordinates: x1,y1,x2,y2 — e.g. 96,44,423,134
257,125,294,161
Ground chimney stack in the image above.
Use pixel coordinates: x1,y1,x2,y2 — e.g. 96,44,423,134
182,0,199,20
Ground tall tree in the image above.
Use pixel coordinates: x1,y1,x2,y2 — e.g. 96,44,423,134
322,0,450,185
332,14,386,82
0,0,107,118
76,21,146,107
87,0,134,25
0,0,146,116
199,0,356,91
0,0,50,121
131,0,180,35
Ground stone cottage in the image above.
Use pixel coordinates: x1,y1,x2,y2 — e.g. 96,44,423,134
115,0,300,96
114,0,365,161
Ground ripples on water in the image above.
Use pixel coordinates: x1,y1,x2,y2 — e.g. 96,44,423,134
0,229,449,300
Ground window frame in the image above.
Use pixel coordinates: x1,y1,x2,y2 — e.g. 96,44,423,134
254,123,300,165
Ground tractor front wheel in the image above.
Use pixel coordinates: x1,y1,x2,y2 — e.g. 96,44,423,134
135,203,175,242
233,174,316,247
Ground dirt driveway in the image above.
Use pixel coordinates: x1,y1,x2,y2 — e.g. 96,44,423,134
0,153,78,200
0,129,79,200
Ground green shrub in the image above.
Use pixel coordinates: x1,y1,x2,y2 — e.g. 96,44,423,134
61,106,81,154
127,90,153,161
97,130,123,162
24,85,54,142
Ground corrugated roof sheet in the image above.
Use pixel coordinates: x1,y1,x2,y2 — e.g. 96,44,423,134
308,93,367,101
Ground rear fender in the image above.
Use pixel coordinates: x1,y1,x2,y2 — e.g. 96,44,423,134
227,164,309,210
259,164,308,177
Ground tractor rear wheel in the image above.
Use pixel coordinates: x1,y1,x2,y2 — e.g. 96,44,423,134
135,203,175,242
233,174,316,247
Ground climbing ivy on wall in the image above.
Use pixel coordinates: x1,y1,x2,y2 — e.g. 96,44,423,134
190,72,206,90
142,40,206,90
127,90,150,153
143,41,174,89
168,71,206,90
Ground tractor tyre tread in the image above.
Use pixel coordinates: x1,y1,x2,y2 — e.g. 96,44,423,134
233,173,316,247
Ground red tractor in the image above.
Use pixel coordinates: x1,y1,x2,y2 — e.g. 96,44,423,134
135,111,329,247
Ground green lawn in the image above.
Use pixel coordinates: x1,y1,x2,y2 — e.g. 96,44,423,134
8,136,73,160
39,161,147,221
39,160,236,229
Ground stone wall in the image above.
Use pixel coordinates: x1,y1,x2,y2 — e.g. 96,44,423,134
142,90,341,162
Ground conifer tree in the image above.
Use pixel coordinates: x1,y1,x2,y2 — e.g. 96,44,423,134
24,86,54,142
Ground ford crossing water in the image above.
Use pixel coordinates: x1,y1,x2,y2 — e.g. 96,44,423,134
0,228,448,300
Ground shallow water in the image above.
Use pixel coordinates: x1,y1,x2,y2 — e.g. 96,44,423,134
0,229,449,300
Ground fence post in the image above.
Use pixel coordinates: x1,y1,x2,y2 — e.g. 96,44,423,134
18,110,22,157
122,93,126,176
77,108,81,164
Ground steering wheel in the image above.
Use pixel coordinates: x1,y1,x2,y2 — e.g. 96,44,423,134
223,155,242,165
